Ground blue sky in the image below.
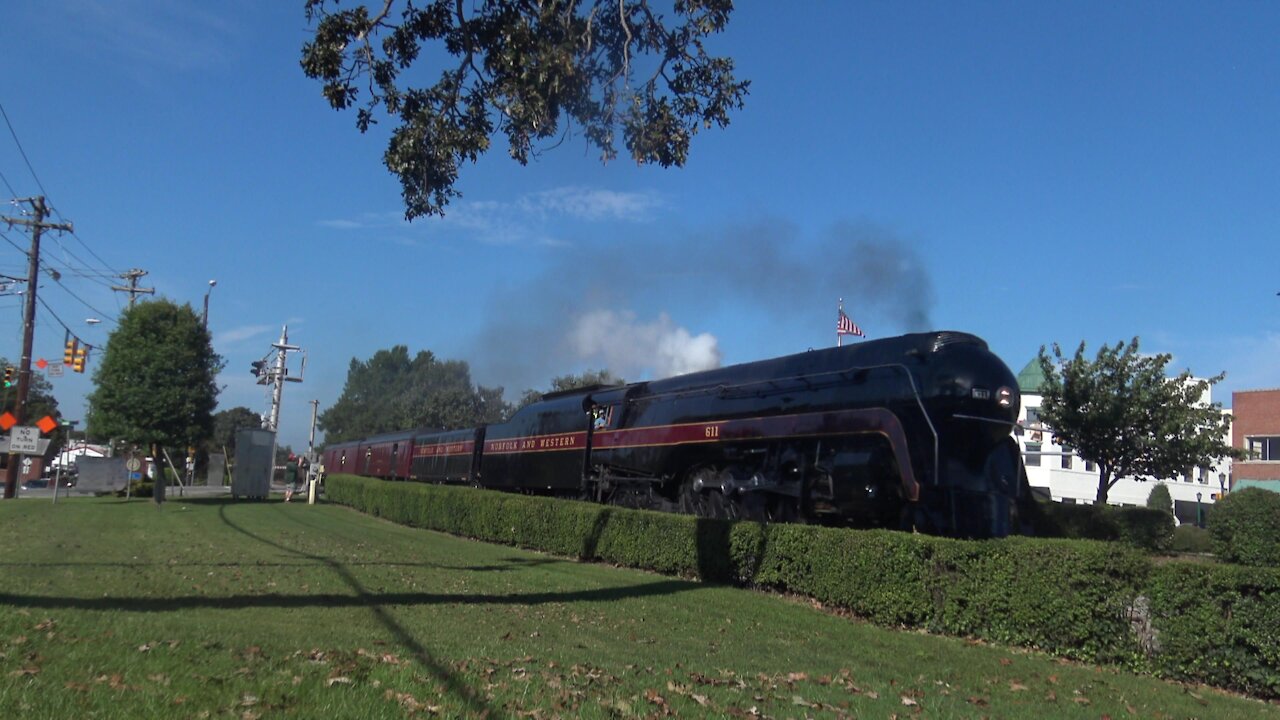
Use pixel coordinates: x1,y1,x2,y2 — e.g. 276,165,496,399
1,1,1277,451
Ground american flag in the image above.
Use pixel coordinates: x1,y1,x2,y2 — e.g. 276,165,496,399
837,309,864,337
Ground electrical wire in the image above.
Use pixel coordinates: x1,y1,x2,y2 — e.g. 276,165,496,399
0,167,17,198
0,103,122,279
0,102,50,200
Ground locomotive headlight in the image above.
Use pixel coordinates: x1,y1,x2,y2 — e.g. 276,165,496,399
996,386,1013,408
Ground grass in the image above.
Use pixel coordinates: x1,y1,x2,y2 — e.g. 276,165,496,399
0,496,1273,719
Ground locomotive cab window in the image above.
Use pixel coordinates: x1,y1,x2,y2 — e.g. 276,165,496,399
592,404,616,430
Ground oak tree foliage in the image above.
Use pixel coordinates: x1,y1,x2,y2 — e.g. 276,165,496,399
516,368,624,409
319,346,510,443
1036,338,1238,505
211,406,265,456
301,0,750,219
85,300,221,449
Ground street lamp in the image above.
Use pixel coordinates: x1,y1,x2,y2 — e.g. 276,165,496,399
1196,492,1203,528
201,279,217,328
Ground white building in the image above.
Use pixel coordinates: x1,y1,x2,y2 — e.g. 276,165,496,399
50,442,109,471
1013,360,1230,525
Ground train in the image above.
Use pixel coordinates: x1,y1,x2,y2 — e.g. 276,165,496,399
321,331,1032,538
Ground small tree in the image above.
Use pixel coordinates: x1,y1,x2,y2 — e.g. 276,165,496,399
1036,338,1237,505
86,300,220,496
1145,483,1173,514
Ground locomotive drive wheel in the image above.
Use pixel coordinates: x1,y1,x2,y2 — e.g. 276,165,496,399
678,468,739,520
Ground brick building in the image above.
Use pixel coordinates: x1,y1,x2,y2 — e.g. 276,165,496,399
1232,388,1280,492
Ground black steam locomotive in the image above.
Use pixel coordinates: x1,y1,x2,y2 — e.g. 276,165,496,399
323,331,1028,538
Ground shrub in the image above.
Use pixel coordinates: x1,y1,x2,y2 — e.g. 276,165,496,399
1145,483,1172,512
1209,487,1280,567
1035,501,1173,553
1146,563,1280,697
1170,525,1213,554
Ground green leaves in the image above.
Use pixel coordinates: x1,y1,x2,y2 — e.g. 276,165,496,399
318,346,510,442
300,1,749,219
85,300,219,448
1036,337,1237,504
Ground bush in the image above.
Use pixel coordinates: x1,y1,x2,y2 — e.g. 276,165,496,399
1035,501,1173,553
1145,483,1172,512
1147,563,1280,697
1170,525,1213,554
1209,487,1280,566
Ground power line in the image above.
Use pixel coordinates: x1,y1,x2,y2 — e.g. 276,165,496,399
0,103,50,200
0,104,120,279
0,168,17,198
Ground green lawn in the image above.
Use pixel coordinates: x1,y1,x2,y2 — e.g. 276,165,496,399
0,496,1272,719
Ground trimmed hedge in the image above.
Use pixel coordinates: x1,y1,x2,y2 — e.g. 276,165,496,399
1170,525,1213,554
1210,487,1280,567
1034,500,1174,553
327,475,1280,698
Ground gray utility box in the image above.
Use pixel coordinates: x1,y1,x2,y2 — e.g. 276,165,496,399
232,428,275,500
77,456,128,493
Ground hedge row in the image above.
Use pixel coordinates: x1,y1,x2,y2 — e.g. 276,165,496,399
327,475,1280,699
1031,500,1175,553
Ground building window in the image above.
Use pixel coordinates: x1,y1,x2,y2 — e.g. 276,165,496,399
1084,459,1095,472
1025,407,1040,425
1025,442,1042,467
1061,446,1073,470
1246,436,1280,461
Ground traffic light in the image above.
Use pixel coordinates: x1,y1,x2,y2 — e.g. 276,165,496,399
3,366,12,388
72,346,87,373
251,360,266,377
64,337,77,365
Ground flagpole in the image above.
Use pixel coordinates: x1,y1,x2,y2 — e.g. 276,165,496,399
837,298,843,348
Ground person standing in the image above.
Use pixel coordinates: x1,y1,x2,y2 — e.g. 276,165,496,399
284,454,299,502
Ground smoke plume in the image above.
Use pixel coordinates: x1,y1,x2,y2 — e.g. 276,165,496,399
470,218,934,395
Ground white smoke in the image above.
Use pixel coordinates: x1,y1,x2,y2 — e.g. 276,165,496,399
569,310,721,379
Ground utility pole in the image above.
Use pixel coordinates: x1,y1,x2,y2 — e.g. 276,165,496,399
307,399,319,461
255,326,304,432
111,268,154,308
1,197,72,499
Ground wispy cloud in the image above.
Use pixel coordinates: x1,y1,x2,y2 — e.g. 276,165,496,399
517,187,662,222
56,0,247,73
317,186,663,246
216,324,275,346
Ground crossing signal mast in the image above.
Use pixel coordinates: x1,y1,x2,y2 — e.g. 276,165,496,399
251,326,305,432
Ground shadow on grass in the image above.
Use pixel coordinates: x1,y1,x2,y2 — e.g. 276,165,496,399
199,501,694,717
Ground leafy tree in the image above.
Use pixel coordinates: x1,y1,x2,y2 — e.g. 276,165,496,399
0,355,60,424
211,406,264,456
1036,338,1238,505
85,300,220,465
319,346,510,442
517,369,624,409
301,0,750,219
1145,483,1172,514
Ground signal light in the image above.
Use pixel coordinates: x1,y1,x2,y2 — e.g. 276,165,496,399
251,360,266,377
73,346,87,374
3,366,13,387
64,338,77,365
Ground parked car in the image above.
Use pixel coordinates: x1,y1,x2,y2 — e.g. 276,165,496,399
21,478,49,490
